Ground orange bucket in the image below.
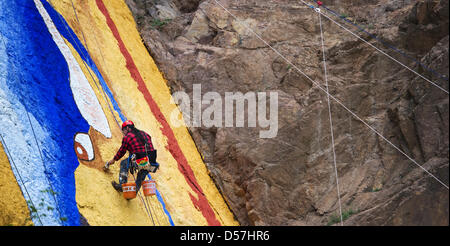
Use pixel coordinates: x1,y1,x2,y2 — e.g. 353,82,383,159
122,182,136,200
142,180,156,196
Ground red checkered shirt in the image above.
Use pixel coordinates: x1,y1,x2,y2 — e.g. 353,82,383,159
114,131,155,161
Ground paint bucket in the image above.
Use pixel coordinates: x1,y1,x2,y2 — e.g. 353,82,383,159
143,180,156,196
122,182,136,200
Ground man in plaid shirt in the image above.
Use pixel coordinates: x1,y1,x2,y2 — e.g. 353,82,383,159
112,126,155,162
105,120,157,193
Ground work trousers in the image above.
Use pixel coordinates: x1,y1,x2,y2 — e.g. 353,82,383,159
119,157,149,192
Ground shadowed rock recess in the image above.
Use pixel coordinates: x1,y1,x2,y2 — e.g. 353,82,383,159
126,0,448,225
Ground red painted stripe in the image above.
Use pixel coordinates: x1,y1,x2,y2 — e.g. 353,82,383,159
96,0,221,226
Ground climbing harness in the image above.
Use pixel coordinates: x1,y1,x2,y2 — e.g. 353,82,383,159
122,153,162,225
135,156,160,172
45,0,172,225
211,0,449,226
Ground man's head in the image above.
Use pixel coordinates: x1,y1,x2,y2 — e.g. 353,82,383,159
121,120,134,135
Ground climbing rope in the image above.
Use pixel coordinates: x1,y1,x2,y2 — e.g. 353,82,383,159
25,110,65,224
1,3,65,226
51,0,175,225
48,0,122,130
1,0,170,226
317,7,343,226
311,0,449,83
146,195,161,225
84,2,125,124
68,1,175,226
70,0,90,58
67,0,122,129
153,196,171,226
131,173,156,225
154,190,171,226
0,134,44,226
71,2,168,225
302,0,449,94
212,0,449,192
44,0,160,225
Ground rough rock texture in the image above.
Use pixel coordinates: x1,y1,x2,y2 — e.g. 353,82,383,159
126,0,449,225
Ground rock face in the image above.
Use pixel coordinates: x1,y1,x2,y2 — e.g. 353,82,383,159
126,0,449,225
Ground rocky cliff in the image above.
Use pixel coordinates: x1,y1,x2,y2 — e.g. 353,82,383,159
0,0,237,226
126,0,449,225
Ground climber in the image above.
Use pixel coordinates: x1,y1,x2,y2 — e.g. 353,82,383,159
104,120,158,193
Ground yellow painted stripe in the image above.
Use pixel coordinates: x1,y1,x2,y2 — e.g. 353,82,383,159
49,0,238,225
0,140,33,226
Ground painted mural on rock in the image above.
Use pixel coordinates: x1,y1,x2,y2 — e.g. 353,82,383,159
0,0,237,226
0,0,120,225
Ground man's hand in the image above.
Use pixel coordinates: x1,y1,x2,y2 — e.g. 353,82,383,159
103,159,115,171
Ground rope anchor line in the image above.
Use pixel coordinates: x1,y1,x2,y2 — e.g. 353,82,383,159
212,0,449,193
0,134,44,226
302,0,448,94
49,0,169,225
318,8,343,226
311,0,449,83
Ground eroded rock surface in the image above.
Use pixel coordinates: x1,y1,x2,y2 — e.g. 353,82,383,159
126,0,449,225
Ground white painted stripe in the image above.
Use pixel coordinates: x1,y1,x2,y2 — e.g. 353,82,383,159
0,89,62,226
74,132,94,160
1,16,62,225
34,0,112,138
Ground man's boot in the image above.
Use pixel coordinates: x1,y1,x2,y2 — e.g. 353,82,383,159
112,181,123,192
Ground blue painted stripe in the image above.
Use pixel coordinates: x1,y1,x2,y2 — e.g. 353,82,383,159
40,0,127,123
40,1,175,225
1,0,91,225
148,173,175,226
